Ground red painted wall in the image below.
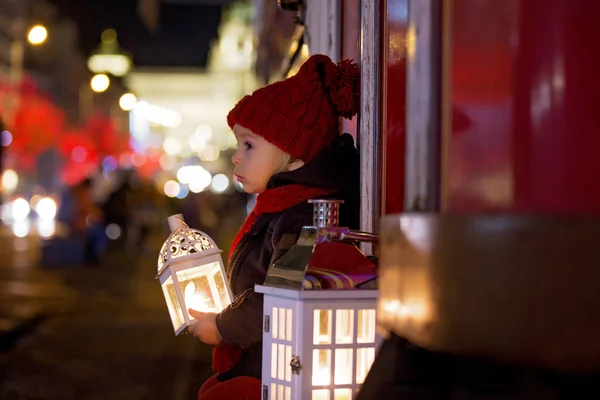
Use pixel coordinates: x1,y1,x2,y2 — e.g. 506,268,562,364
447,0,600,213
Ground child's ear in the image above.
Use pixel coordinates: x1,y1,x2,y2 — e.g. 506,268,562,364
288,158,305,171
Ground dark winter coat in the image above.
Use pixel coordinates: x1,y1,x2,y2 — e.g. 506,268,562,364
215,133,360,381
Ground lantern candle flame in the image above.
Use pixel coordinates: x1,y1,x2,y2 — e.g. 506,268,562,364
184,281,216,314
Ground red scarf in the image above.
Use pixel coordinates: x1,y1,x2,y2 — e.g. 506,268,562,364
229,184,336,261
213,184,335,375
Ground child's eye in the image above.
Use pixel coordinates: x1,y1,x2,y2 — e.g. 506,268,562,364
244,141,253,150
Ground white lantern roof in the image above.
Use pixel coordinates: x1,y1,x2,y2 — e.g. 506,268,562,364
157,214,221,276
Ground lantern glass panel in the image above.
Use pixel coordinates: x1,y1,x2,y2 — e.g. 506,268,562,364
334,349,353,385
312,389,329,400
279,308,286,340
278,343,286,380
313,310,332,345
312,349,331,386
212,267,231,310
357,309,376,343
271,343,277,379
272,307,278,339
176,261,229,315
334,389,352,400
356,347,375,384
335,310,354,344
161,275,185,330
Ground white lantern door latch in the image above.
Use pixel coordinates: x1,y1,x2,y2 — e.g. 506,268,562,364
290,355,302,375
262,384,268,400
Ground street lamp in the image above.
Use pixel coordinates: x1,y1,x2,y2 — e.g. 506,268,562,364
27,25,48,45
7,22,49,123
119,93,137,111
87,29,132,77
90,74,110,93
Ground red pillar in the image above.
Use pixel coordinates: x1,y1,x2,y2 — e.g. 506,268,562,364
513,0,600,213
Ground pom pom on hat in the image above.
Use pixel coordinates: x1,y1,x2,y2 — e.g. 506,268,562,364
321,57,361,119
227,54,361,162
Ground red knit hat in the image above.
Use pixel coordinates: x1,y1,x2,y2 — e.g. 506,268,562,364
227,54,360,162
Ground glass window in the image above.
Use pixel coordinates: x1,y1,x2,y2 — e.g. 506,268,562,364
177,268,217,314
286,308,293,341
279,308,286,340
312,389,329,400
312,349,331,386
334,349,353,385
278,343,286,380
356,347,375,384
334,389,353,400
272,307,278,339
271,343,277,379
313,310,332,344
357,309,376,343
335,310,354,344
161,275,184,330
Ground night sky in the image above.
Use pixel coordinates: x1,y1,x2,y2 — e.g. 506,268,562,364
48,0,226,67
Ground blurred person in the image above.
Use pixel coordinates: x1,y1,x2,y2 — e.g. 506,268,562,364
56,177,105,264
101,176,133,249
187,55,361,400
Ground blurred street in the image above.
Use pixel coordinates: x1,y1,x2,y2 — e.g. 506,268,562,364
0,225,215,400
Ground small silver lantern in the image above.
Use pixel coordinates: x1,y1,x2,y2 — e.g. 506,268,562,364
157,214,233,335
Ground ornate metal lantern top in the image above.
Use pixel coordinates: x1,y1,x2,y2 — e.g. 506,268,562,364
157,214,221,275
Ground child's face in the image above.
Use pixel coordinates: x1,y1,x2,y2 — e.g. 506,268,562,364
231,124,290,194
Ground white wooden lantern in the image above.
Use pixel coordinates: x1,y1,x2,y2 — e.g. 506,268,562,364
256,285,380,400
157,214,233,335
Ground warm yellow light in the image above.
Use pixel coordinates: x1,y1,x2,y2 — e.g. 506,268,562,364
27,25,48,45
1,169,18,194
119,93,137,111
184,281,216,314
90,74,110,92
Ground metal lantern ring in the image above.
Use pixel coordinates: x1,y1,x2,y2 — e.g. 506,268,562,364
157,214,233,335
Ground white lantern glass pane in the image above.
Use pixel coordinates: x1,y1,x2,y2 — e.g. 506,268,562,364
357,309,376,343
286,309,293,342
272,307,279,339
278,384,284,400
285,386,291,400
271,343,278,379
312,349,331,386
279,308,286,340
313,310,332,345
211,267,232,310
312,389,329,400
334,389,353,400
271,383,277,400
356,347,375,384
285,345,292,382
161,275,185,330
176,264,219,314
335,310,354,344
278,343,286,380
334,349,353,385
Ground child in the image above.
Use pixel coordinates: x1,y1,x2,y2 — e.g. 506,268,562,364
187,54,361,400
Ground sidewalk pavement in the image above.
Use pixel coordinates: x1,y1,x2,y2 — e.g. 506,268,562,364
0,232,215,400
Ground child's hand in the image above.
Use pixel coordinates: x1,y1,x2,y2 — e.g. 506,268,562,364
188,309,223,345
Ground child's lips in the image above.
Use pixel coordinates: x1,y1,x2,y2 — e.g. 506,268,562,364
234,174,245,183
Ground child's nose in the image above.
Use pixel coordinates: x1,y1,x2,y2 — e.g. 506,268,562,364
231,151,241,165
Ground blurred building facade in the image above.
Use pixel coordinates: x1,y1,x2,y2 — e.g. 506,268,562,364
126,1,257,184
